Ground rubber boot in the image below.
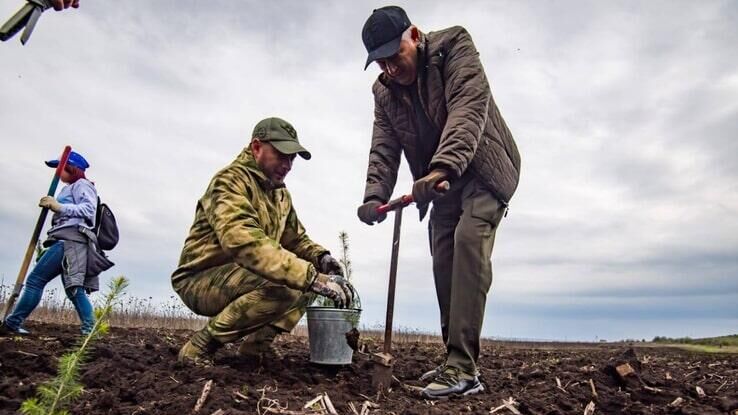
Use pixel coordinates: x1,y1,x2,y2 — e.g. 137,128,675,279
237,325,282,358
178,327,221,366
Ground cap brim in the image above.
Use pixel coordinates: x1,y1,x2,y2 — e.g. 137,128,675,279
270,140,312,160
364,36,402,70
44,159,86,170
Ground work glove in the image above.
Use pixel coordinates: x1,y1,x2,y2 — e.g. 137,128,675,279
39,196,62,213
357,198,387,226
309,273,354,309
318,253,344,276
412,169,448,206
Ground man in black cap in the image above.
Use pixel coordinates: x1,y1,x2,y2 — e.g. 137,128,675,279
358,6,521,399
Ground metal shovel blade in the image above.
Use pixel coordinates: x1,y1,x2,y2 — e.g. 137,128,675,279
371,352,394,393
1,0,51,44
0,3,35,42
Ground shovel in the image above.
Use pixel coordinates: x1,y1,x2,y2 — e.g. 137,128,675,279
371,180,449,393
0,0,53,44
2,145,71,322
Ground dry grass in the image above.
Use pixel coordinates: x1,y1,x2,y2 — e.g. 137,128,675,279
0,278,560,344
1,276,445,340
663,343,738,354
0,279,206,331
1,279,487,343
1,280,443,340
2,282,623,346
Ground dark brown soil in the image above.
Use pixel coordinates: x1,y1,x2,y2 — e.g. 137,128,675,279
1,322,736,414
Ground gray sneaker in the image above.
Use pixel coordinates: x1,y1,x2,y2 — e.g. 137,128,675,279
421,367,484,399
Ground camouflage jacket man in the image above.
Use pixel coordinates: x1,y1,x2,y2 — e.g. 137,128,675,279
171,147,327,292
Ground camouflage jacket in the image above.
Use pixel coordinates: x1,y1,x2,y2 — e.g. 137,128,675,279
171,148,327,291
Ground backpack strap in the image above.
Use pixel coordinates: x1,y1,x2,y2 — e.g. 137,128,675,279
92,196,102,231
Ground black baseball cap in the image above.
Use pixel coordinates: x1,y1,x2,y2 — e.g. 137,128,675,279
361,6,411,70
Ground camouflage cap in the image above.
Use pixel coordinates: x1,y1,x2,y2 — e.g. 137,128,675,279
252,117,311,160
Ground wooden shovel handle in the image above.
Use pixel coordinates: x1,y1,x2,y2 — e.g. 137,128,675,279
3,146,71,321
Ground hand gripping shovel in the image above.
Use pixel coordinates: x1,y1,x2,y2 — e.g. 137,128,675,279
371,180,450,393
2,145,71,323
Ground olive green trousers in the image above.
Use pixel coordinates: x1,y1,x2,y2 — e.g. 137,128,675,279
173,263,315,344
429,176,505,376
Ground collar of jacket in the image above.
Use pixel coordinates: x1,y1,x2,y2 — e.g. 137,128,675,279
237,147,285,191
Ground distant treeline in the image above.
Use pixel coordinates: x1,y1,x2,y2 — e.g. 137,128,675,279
652,334,738,347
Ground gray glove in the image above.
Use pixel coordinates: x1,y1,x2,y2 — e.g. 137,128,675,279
39,196,62,212
309,273,354,309
411,169,448,206
357,198,387,226
318,253,344,276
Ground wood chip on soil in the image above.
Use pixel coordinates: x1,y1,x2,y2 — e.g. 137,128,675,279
669,397,685,407
194,379,214,413
490,397,522,414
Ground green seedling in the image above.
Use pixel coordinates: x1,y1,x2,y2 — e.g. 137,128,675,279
20,276,129,415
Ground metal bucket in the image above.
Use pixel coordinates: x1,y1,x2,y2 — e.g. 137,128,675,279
306,306,361,365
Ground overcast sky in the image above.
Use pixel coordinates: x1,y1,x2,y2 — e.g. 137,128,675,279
0,0,736,341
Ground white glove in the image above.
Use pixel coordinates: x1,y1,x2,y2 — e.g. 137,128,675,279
309,274,354,308
39,196,62,213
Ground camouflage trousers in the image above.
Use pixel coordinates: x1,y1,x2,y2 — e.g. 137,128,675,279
173,263,315,344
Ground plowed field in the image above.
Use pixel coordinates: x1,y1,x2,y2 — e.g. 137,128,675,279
1,322,736,414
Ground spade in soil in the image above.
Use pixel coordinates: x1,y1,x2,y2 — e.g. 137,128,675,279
371,181,449,393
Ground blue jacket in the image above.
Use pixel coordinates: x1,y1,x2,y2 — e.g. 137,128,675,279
45,179,113,291
49,178,97,232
